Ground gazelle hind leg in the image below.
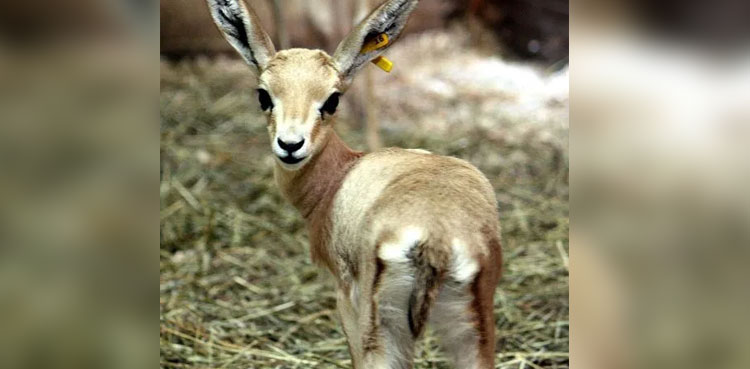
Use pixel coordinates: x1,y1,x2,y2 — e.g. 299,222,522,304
430,281,482,369
345,256,417,369
430,270,497,369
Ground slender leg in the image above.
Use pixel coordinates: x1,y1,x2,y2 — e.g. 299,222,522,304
336,284,363,368
360,258,417,369
431,274,497,369
471,266,498,369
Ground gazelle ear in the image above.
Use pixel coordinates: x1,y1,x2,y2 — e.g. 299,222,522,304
333,0,419,85
206,0,276,73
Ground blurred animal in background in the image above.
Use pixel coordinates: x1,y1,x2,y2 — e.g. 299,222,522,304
161,0,568,62
205,0,504,367
457,0,569,62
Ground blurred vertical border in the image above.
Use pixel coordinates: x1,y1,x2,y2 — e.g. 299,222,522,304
572,0,750,369
0,1,157,368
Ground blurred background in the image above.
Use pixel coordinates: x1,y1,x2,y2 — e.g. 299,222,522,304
160,0,569,368
572,1,750,369
160,0,568,62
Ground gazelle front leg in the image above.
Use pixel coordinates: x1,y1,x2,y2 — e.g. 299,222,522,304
335,287,396,369
336,283,364,368
336,284,392,369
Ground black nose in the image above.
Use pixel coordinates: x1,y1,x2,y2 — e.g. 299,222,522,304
277,138,305,152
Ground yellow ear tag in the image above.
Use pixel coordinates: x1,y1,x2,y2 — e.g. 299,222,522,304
361,33,389,53
360,33,393,73
372,56,393,73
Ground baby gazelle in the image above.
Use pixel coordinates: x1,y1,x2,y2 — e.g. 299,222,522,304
206,0,503,367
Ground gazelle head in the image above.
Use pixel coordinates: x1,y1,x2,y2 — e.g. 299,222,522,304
207,0,419,170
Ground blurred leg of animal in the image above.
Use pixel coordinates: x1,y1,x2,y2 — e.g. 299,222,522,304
354,0,381,151
302,0,337,51
465,0,491,50
363,67,381,150
268,0,289,49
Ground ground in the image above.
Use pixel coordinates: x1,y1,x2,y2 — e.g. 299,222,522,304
160,30,569,368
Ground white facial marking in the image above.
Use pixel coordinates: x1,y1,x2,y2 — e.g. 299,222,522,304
378,226,423,263
271,102,317,169
450,239,479,283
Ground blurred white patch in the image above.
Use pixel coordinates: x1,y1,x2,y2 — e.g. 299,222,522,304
374,30,569,134
195,149,211,164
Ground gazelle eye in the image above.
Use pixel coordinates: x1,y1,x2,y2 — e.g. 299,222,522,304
257,89,273,111
320,92,340,117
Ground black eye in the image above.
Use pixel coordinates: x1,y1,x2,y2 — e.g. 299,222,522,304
257,89,273,111
320,92,340,117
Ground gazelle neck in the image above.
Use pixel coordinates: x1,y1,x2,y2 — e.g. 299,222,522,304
274,130,363,270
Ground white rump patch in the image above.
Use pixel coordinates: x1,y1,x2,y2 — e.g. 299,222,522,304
450,239,479,282
378,226,423,263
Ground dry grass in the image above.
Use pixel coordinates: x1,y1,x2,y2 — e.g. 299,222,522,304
160,30,568,368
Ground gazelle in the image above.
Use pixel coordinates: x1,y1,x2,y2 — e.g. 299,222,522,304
206,0,503,367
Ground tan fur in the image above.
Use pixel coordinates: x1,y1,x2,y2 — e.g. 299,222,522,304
331,149,497,270
274,132,363,273
207,0,503,367
262,49,341,103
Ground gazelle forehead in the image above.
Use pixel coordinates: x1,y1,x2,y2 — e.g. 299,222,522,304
260,49,341,99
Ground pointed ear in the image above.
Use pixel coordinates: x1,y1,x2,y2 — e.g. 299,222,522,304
206,0,276,73
333,0,419,85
